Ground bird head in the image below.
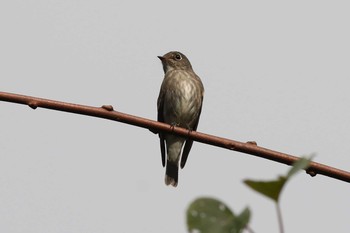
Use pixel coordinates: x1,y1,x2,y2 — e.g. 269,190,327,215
158,51,193,73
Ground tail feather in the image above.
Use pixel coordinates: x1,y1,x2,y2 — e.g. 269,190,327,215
165,161,178,187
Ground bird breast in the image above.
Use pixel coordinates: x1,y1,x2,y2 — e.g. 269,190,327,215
162,70,203,128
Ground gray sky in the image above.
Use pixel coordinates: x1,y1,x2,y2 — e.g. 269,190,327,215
1,1,350,232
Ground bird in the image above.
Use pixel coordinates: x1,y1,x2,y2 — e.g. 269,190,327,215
157,51,204,187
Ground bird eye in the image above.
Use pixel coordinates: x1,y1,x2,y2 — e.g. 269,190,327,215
174,53,182,60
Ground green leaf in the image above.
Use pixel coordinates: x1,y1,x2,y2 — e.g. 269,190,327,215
186,197,249,233
244,156,313,203
231,207,251,233
244,176,287,202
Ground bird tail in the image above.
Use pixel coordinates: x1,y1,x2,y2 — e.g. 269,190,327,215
165,161,178,187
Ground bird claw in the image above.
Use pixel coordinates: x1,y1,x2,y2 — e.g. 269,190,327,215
187,128,193,137
170,122,179,132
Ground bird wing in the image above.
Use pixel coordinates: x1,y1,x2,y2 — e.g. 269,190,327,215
157,90,166,167
180,96,203,169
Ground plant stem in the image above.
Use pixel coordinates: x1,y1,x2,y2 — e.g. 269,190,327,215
276,203,284,233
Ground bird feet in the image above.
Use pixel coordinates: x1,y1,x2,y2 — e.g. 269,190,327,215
170,122,180,132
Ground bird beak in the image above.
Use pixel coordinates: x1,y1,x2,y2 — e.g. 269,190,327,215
158,56,167,73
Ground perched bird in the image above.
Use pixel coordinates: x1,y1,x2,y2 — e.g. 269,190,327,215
157,51,204,187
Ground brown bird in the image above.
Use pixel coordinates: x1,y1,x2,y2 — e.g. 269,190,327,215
157,51,204,187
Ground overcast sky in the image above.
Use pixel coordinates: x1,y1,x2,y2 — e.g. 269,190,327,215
1,1,350,232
